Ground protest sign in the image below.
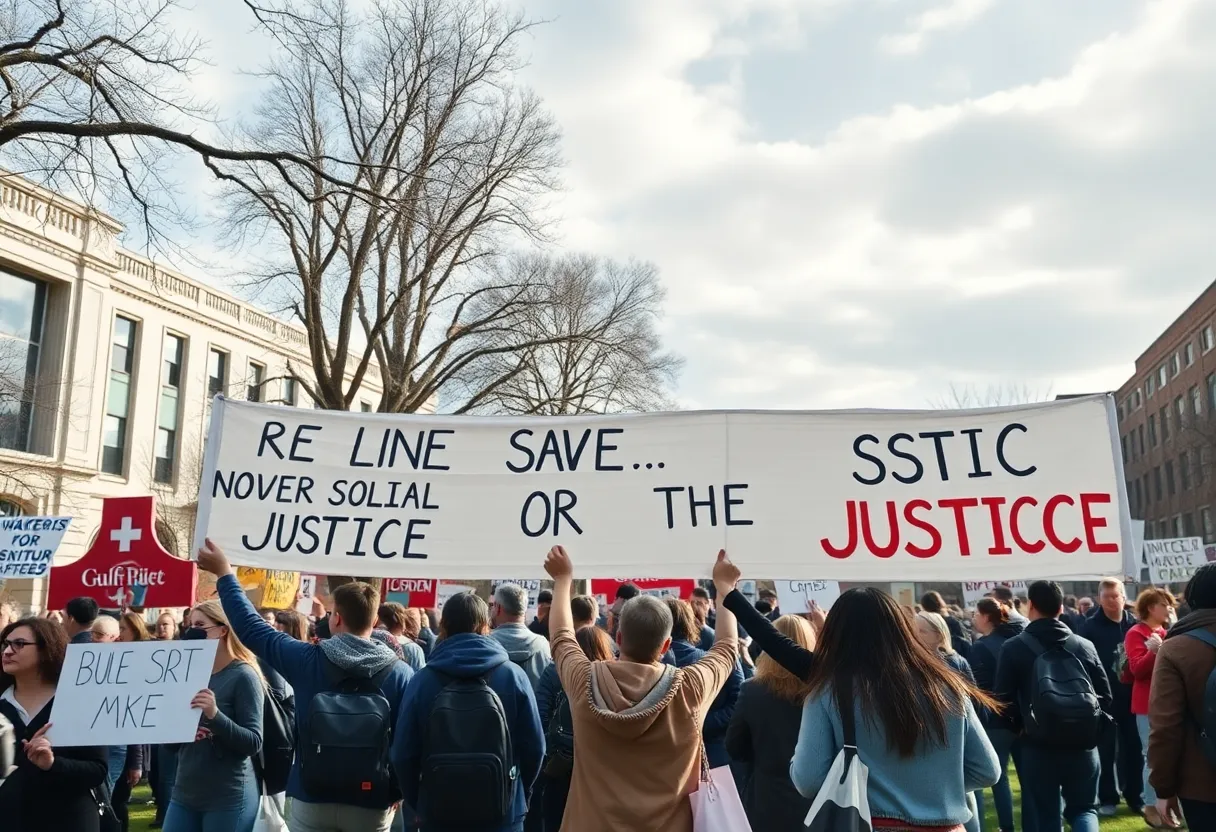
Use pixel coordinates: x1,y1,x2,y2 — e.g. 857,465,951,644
961,581,1028,606
774,580,841,612
436,582,474,610
0,516,70,578
195,395,1129,580
296,575,318,614
1145,537,1206,584
261,570,301,609
384,578,438,608
236,567,266,591
49,639,218,746
589,578,696,604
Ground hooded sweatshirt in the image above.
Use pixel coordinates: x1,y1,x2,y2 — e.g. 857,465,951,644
216,574,414,808
551,624,738,832
391,633,544,832
490,622,552,688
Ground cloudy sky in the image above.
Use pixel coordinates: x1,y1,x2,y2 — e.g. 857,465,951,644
172,0,1215,410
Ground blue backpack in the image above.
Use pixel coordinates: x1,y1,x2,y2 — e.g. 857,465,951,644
1181,630,1216,767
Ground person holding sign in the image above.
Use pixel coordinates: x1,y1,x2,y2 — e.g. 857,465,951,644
0,616,109,832
163,600,265,832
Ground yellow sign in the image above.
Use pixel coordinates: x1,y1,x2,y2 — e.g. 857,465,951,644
236,567,267,591
261,571,302,610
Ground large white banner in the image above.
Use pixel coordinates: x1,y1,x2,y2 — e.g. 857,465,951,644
194,395,1130,580
1145,537,1207,584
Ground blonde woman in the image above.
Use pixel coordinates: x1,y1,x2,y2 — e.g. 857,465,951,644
164,600,264,832
915,611,976,683
725,614,818,831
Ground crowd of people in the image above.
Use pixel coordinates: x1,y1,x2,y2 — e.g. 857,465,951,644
0,548,1214,832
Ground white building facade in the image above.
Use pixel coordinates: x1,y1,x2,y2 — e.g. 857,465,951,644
0,174,420,612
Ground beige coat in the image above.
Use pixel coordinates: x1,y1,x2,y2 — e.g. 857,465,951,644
552,626,737,832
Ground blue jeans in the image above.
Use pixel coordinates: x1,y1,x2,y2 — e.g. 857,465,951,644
163,775,259,832
1020,746,1099,832
1135,714,1157,806
106,745,128,792
976,728,1037,832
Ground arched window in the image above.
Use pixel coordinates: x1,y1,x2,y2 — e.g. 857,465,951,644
0,498,27,517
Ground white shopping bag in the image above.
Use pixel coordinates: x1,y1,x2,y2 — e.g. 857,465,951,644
252,793,289,832
689,747,752,832
803,746,872,831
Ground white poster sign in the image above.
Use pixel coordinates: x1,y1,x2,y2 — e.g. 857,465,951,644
49,640,218,746
296,575,318,615
1145,537,1206,584
961,581,1028,606
194,396,1129,580
436,582,474,611
774,580,842,613
0,516,71,578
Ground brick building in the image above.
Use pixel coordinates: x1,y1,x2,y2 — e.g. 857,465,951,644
1116,281,1216,544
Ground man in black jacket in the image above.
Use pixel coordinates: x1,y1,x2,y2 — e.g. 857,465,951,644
1081,577,1142,816
994,580,1112,832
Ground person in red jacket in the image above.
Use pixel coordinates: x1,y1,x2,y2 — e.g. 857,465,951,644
1126,587,1176,828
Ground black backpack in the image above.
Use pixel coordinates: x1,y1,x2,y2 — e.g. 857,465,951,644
543,689,575,779
1023,634,1106,749
258,684,296,795
1181,629,1216,767
421,671,517,826
299,657,396,807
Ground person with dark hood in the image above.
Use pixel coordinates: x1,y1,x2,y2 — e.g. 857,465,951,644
198,540,413,832
1148,562,1216,829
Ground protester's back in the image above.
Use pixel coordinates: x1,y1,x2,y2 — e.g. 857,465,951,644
490,584,552,687
391,591,543,832
791,588,1000,829
555,592,738,831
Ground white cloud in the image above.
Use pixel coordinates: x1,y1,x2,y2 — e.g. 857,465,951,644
881,0,998,56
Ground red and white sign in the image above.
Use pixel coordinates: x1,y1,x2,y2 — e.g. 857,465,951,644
48,496,197,609
590,578,696,603
383,578,438,608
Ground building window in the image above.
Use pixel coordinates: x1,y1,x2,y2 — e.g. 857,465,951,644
1147,375,1156,398
1121,435,1128,461
154,334,185,484
0,498,25,517
1203,507,1215,543
1176,395,1187,428
1166,460,1177,496
1205,326,1216,353
1154,466,1163,500
102,316,138,475
1133,388,1142,409
360,401,372,412
1161,407,1171,441
1192,385,1202,417
1158,519,1170,539
247,362,265,402
283,377,298,407
1171,353,1181,377
1181,514,1193,537
1134,478,1144,512
1138,424,1145,455
207,349,228,399
1159,365,1169,388
1181,450,1192,490
0,271,48,453
1186,342,1196,367
1149,414,1158,446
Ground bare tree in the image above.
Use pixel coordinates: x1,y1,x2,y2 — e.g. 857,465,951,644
216,0,571,414
453,254,682,414
0,0,374,248
932,383,1054,409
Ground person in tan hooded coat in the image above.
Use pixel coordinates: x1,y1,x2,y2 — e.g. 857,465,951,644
543,545,739,832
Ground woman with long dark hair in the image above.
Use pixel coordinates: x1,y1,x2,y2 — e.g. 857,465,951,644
726,614,818,831
0,617,109,831
791,588,1001,832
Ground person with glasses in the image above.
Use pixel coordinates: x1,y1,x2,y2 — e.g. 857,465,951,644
0,617,109,831
164,601,265,832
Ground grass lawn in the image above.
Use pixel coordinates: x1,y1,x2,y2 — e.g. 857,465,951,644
126,772,1154,832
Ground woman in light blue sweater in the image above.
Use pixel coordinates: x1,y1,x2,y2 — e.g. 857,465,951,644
791,588,1001,832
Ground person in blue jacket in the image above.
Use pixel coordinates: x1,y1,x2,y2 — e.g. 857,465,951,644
391,591,543,832
197,539,414,832
662,597,742,768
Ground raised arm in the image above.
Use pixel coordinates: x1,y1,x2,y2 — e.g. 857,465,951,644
723,589,814,680
544,547,592,697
